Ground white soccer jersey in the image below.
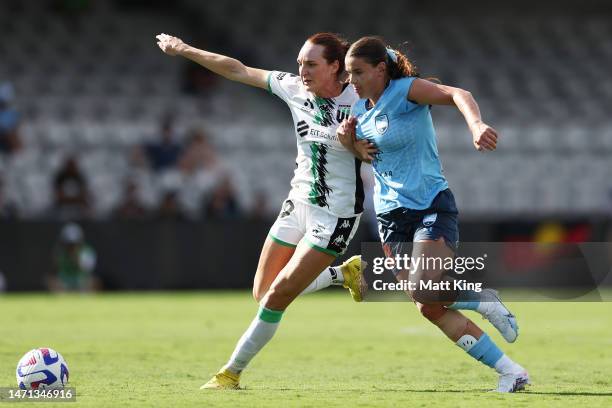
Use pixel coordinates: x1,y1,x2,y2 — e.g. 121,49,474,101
267,71,364,218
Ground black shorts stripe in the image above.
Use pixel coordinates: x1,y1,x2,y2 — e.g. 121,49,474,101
354,158,364,214
326,216,356,253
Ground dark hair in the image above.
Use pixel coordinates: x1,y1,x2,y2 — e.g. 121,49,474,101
348,36,419,79
307,32,351,79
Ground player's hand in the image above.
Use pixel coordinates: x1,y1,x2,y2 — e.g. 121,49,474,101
470,120,498,151
337,117,358,147
337,117,377,163
354,139,378,163
156,33,187,56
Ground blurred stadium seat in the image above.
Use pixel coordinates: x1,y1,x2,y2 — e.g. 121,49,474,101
1,0,611,219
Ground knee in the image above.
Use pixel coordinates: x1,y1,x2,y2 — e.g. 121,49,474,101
261,283,293,311
410,288,436,305
416,302,447,322
252,267,271,303
252,287,265,303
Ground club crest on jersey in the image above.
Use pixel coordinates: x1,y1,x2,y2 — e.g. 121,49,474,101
375,114,389,134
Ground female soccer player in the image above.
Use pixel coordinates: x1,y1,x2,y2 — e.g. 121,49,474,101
156,32,365,389
337,36,529,392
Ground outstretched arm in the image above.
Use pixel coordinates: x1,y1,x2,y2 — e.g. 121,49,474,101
156,33,270,90
407,78,498,151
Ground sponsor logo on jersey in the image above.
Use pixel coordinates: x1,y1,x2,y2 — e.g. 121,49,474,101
423,213,438,227
308,128,338,142
340,220,351,229
276,72,287,80
297,120,309,137
375,114,389,134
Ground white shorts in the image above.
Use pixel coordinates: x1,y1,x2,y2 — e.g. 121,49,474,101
269,198,361,256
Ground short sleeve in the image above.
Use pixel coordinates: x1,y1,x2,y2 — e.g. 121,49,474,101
397,76,419,112
267,71,301,103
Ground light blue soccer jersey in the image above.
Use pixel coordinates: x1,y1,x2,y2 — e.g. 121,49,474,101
352,77,448,214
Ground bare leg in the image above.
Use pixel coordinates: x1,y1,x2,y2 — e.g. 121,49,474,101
398,238,525,387
252,236,295,302
407,238,482,340
222,240,336,375
261,240,336,310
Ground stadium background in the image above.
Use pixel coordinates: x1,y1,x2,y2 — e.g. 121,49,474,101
0,0,611,291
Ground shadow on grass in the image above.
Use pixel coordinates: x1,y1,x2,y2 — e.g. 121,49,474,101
244,388,612,397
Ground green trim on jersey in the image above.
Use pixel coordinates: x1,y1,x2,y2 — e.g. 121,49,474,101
268,234,297,248
267,71,274,95
312,96,335,127
305,239,339,257
266,72,273,94
258,306,284,323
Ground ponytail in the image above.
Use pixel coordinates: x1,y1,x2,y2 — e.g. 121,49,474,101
386,48,419,79
349,37,424,80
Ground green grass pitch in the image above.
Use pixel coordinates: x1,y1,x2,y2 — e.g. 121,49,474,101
1,291,611,407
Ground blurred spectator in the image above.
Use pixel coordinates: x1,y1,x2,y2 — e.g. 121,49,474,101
144,116,183,171
128,145,150,171
183,62,219,95
0,82,22,154
178,128,219,175
53,155,90,219
204,176,240,219
0,174,19,219
157,191,185,221
249,191,270,220
114,179,147,220
48,223,100,292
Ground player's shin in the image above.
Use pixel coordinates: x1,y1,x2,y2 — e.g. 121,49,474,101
224,305,284,374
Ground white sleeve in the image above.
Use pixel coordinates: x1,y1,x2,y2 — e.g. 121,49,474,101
267,71,301,103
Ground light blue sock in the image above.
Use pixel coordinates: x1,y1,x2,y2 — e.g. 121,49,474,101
456,333,504,368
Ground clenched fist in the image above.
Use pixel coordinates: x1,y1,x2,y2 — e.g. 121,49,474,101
470,120,498,151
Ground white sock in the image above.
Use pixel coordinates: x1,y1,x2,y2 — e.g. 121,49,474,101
494,354,522,375
329,266,344,285
300,266,343,296
225,306,283,374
